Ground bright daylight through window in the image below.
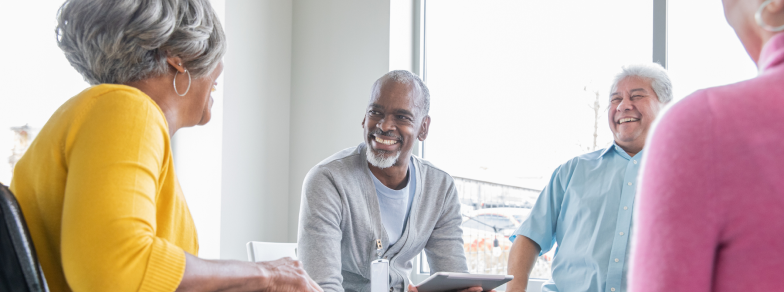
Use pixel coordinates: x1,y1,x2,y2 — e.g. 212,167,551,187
420,0,759,281
667,0,757,101
421,0,653,278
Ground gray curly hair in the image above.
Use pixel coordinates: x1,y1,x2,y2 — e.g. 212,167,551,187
56,0,227,85
610,63,673,104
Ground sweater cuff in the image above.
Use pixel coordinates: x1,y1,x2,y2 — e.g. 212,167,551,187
138,238,186,292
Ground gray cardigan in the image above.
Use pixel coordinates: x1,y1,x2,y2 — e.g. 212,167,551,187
297,143,468,292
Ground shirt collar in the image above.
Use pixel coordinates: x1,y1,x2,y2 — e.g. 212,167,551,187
369,156,414,192
758,33,784,74
599,143,615,157
601,141,645,160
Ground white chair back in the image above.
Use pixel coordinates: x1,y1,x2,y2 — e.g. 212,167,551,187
246,241,298,262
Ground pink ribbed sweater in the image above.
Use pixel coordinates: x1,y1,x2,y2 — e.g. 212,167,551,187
630,32,784,292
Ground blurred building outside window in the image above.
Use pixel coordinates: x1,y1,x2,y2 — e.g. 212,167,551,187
8,125,37,177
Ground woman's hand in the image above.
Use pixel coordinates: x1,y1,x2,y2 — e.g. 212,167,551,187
258,257,323,292
176,252,322,292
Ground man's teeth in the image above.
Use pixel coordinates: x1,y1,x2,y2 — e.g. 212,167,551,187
375,136,398,145
619,118,640,124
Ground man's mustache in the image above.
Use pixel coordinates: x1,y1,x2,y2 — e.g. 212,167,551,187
369,129,401,140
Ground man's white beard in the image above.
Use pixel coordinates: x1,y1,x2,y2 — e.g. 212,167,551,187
366,147,400,169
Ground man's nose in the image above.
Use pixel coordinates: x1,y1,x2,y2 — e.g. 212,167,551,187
616,97,634,112
377,115,396,132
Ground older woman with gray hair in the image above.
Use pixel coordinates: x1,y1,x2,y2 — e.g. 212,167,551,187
631,0,784,291
9,1,321,291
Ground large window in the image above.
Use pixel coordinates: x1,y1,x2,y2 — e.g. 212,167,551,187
668,0,757,100
0,1,89,183
421,0,653,279
419,0,761,284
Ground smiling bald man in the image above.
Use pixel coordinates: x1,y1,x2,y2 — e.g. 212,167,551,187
297,70,469,292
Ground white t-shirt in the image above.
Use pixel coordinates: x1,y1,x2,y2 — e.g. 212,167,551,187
370,159,417,245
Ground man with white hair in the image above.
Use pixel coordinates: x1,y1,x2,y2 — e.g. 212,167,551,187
298,70,472,292
505,63,672,292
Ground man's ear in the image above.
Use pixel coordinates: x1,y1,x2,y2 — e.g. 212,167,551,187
166,56,186,73
417,115,430,141
361,117,366,128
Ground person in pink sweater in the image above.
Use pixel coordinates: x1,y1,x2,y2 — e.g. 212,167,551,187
630,0,784,291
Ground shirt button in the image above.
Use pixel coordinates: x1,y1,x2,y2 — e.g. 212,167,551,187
615,258,619,262
620,232,625,236
611,288,616,292
624,206,628,210
627,182,632,186
633,160,638,164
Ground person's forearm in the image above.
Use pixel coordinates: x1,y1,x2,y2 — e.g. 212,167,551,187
176,252,266,292
506,237,541,292
176,252,322,292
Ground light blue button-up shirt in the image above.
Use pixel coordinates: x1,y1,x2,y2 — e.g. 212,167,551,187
510,143,641,292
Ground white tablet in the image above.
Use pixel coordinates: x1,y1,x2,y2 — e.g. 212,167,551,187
415,272,514,292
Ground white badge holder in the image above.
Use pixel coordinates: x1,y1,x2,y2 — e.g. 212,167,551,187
371,258,390,292
371,238,390,292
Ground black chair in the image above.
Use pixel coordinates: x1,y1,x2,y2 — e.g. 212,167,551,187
0,183,48,292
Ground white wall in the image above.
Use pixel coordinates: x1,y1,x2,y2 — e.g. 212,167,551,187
287,0,394,242
221,0,294,261
220,0,417,260
389,0,415,72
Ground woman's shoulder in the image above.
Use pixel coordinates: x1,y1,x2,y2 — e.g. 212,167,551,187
661,78,747,128
66,84,168,126
79,84,160,110
41,84,172,152
651,72,784,153
681,72,784,114
671,73,784,126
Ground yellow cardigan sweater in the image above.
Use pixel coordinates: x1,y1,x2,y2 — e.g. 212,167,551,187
10,84,197,292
